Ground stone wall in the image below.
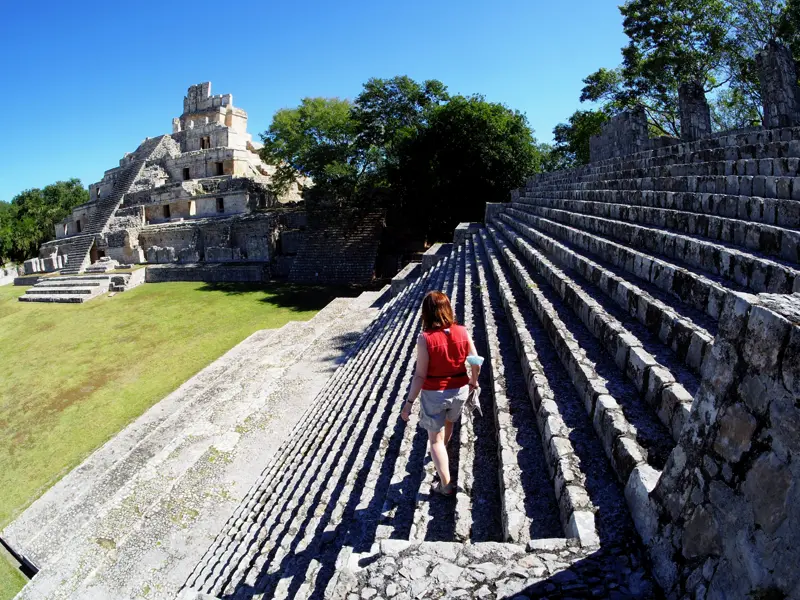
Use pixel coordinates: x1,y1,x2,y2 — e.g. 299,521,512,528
758,41,800,129
630,291,800,599
289,209,384,284
144,263,268,283
679,81,712,142
138,212,284,264
589,107,651,162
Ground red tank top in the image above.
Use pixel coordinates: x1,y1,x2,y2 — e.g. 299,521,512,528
422,324,470,391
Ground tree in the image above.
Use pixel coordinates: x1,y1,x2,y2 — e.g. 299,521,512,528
0,179,89,263
392,95,537,240
552,109,611,167
778,0,800,55
260,97,363,202
352,76,449,165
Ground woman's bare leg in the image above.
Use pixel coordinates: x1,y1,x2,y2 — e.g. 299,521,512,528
444,420,455,445
428,430,451,488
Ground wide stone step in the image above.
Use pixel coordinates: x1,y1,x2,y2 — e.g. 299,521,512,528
536,172,800,204
23,287,98,295
7,294,384,600
535,146,800,183
514,203,797,295
521,187,800,231
504,207,734,320
17,294,89,303
500,211,713,380
516,197,800,265
491,218,696,441
483,226,673,481
526,126,800,179
31,281,104,288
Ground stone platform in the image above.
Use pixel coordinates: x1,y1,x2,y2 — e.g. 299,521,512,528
17,275,112,303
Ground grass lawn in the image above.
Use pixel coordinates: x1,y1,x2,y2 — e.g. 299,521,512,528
0,281,358,598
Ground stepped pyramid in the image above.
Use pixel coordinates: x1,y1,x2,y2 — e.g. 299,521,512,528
5,121,800,599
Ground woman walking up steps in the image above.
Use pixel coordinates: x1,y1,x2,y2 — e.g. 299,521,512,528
401,290,483,495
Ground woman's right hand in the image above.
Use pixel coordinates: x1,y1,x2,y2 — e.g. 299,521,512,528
401,402,412,422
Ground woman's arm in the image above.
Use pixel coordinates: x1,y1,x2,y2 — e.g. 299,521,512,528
401,334,428,422
467,333,481,388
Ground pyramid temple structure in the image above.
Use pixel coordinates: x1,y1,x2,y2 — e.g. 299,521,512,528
3,43,800,600
18,83,383,301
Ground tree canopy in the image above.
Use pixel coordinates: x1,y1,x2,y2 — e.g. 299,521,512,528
0,179,88,264
391,95,537,240
549,0,800,169
260,76,541,242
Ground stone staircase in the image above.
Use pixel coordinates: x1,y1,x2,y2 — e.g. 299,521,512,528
17,275,112,303
3,289,386,599
173,129,800,600
7,125,800,599
59,136,171,276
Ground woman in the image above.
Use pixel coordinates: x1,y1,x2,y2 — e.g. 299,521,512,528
401,290,481,496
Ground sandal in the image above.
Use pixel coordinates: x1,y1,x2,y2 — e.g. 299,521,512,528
431,481,454,496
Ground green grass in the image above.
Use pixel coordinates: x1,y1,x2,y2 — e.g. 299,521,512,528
0,281,359,598
0,558,26,600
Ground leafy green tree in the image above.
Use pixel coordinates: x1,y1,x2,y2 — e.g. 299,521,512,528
618,0,735,135
778,0,800,55
260,97,363,202
0,179,88,263
392,95,536,240
352,76,449,164
552,109,611,167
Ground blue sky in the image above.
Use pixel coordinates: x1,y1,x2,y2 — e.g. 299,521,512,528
0,0,626,201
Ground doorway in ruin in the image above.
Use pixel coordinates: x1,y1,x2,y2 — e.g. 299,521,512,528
89,241,99,264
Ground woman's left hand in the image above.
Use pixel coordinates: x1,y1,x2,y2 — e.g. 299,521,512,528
401,402,412,422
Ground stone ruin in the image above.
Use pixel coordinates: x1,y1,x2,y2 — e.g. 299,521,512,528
22,83,384,302
591,42,800,163
5,47,800,600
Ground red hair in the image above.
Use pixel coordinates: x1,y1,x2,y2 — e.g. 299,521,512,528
421,291,456,332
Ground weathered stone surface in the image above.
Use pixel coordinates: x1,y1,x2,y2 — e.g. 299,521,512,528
712,403,757,463
679,81,712,142
758,41,800,128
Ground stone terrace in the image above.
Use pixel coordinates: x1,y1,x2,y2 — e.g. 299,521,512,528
5,127,800,599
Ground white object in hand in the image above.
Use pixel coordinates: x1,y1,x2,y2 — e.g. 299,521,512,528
466,355,484,366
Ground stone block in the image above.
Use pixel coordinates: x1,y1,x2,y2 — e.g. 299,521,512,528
743,305,791,373
453,222,482,246
624,464,661,545
712,403,757,463
390,262,421,298
421,243,452,272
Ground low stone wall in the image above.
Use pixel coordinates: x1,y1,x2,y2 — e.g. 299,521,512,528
631,291,800,599
144,263,268,283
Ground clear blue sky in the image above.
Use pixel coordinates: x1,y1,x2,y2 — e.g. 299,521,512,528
0,0,626,202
